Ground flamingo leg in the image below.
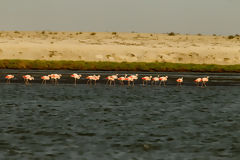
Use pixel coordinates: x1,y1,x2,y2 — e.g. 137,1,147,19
106,80,109,85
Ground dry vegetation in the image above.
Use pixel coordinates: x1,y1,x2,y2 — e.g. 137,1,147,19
1,59,240,72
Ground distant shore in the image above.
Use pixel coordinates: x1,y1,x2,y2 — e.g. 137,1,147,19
0,31,240,71
1,60,240,72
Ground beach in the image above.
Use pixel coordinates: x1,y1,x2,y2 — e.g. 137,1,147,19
0,31,240,65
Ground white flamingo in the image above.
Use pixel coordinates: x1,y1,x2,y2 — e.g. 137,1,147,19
194,78,202,86
128,74,138,86
118,74,127,85
23,75,34,85
106,76,116,86
86,75,97,85
92,75,101,85
176,77,183,86
159,76,168,86
125,76,134,86
86,75,93,85
5,75,14,84
142,76,152,86
50,74,62,85
41,75,50,85
201,76,209,87
70,73,82,85
151,75,159,85
106,74,118,85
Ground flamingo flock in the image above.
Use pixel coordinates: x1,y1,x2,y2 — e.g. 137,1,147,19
3,73,210,87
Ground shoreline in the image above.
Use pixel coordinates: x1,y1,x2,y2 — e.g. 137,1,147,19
0,31,240,66
1,60,240,72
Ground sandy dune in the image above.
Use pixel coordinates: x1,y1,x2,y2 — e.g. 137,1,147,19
0,31,240,65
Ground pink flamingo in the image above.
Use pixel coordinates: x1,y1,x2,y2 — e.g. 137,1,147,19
194,78,202,86
86,75,94,85
70,73,82,85
106,74,118,85
118,74,127,85
92,75,101,85
55,74,62,85
41,75,50,85
23,75,34,85
201,76,209,87
49,74,55,84
151,75,159,85
86,75,100,85
106,76,116,86
5,75,14,84
128,74,138,86
176,77,183,86
159,76,168,86
125,76,134,86
142,76,152,86
50,74,62,85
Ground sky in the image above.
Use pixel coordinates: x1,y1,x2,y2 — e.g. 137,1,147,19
0,0,239,35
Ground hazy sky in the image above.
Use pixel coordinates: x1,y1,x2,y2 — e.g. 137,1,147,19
0,0,239,35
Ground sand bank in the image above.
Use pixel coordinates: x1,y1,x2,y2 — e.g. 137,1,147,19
0,31,240,65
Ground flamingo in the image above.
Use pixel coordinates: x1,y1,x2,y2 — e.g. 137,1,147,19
194,78,202,86
106,74,118,85
70,73,82,85
55,74,62,85
176,77,183,86
202,76,209,87
128,74,138,86
49,74,55,84
50,74,62,85
159,76,168,86
23,75,34,85
92,75,101,85
151,75,159,85
106,76,116,86
5,75,14,84
142,76,152,86
125,76,134,86
86,75,95,85
118,74,127,85
41,75,50,85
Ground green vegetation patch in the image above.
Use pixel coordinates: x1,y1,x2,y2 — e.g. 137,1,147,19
0,59,240,72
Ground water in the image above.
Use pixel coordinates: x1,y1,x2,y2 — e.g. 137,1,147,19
0,70,240,160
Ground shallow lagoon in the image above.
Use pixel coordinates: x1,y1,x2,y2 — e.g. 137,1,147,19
0,70,239,159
